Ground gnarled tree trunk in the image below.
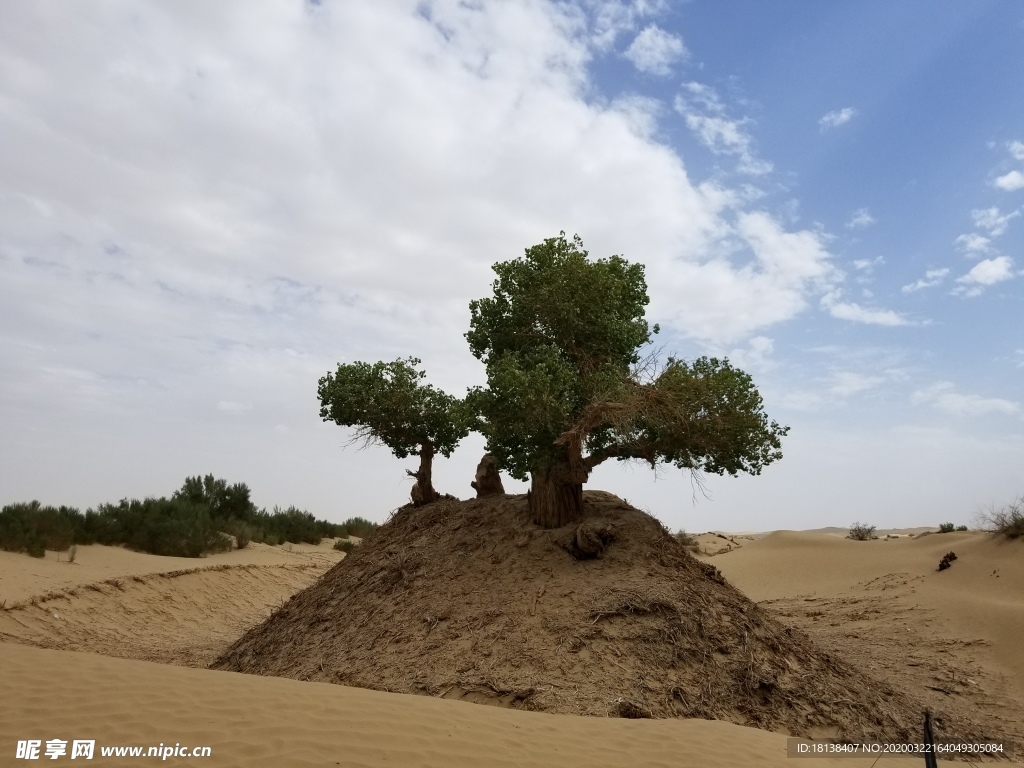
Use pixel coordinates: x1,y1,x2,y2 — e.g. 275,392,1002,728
408,443,438,506
528,460,584,528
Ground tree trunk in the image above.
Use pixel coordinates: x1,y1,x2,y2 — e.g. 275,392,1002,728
409,443,438,506
528,463,583,528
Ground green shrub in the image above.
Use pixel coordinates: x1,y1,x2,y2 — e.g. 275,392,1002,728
1,501,84,554
938,523,956,533
956,524,968,532
674,530,699,553
2,474,348,558
26,537,45,558
847,522,877,541
336,517,378,539
334,539,356,554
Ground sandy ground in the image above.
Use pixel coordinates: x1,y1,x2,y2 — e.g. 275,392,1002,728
702,530,1024,754
2,529,1020,767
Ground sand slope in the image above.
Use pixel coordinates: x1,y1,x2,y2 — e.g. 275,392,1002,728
708,530,1024,751
0,542,342,665
0,540,341,604
2,523,1020,766
2,642,965,768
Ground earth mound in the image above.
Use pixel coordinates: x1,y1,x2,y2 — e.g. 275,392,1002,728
214,492,968,740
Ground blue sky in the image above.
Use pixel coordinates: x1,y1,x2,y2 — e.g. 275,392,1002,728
1,0,1021,532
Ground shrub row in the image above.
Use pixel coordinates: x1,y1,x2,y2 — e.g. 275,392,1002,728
0,475,379,558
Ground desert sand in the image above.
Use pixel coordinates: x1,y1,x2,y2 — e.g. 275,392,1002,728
2,520,1020,767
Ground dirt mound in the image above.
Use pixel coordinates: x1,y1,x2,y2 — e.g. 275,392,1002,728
213,493,976,741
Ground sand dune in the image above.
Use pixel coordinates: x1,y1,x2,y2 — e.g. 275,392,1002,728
0,540,341,604
2,642,970,768
710,530,1024,751
2,527,1020,766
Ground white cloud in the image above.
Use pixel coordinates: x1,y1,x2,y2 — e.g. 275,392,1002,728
912,382,1021,418
585,0,668,51
901,268,949,293
852,255,883,272
725,335,775,372
971,206,1020,236
819,107,857,130
954,256,1015,296
993,170,1024,192
829,371,884,397
674,82,772,175
649,210,839,343
954,232,992,255
820,292,909,326
846,208,875,228
624,24,686,76
1009,140,1024,161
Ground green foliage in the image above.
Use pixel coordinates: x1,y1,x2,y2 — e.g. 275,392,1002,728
593,356,787,477
938,522,956,533
174,475,256,522
254,505,326,545
334,539,356,553
674,530,699,553
89,497,230,558
0,501,85,555
222,520,253,549
466,233,654,479
335,516,378,539
1,475,358,558
465,233,788,483
956,525,968,532
847,522,877,541
317,357,468,461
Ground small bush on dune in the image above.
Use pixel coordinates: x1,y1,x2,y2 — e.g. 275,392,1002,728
956,524,968,531
334,539,356,554
674,530,699,553
847,522,877,541
938,522,956,533
1,501,84,555
26,537,46,558
977,496,1024,539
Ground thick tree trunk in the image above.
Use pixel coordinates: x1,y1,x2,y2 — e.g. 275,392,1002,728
408,443,438,506
528,463,583,528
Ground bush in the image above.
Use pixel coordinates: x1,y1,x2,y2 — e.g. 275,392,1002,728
977,496,1024,539
938,523,956,533
847,522,876,541
336,517,379,539
1,501,84,554
674,530,699,553
221,519,253,550
2,474,350,558
91,497,231,557
333,539,356,554
956,524,968,532
26,538,45,558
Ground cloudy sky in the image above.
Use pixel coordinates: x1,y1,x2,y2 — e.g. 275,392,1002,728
2,0,1022,533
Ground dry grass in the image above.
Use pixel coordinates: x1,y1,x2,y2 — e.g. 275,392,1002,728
846,523,876,541
976,496,1024,539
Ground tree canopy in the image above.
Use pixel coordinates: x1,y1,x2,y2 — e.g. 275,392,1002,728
467,233,788,527
317,357,468,504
